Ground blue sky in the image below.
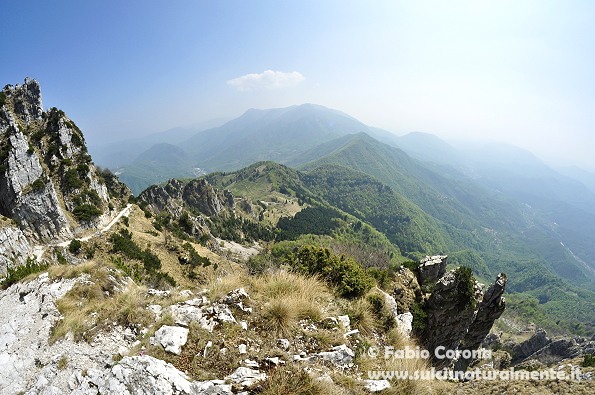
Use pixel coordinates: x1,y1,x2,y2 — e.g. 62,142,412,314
2,1,595,169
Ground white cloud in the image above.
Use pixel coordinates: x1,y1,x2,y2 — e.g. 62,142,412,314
227,70,305,91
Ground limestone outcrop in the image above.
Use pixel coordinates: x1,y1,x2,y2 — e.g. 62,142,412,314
422,268,483,367
399,256,507,369
140,178,234,217
0,224,31,275
507,328,595,366
455,273,507,371
0,78,129,246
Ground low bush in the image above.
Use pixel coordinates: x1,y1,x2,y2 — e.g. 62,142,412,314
68,239,82,255
286,245,375,298
455,266,476,309
1,258,49,289
73,204,101,222
31,177,46,192
64,168,83,189
110,229,162,271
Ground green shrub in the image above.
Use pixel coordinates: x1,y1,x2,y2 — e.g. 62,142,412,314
287,245,374,298
56,250,68,264
402,260,420,272
76,163,89,177
84,243,97,259
142,248,161,271
73,189,101,207
367,267,391,290
181,242,211,268
411,301,428,334
1,258,49,289
110,229,162,272
247,254,278,275
31,177,46,192
73,204,101,222
64,168,83,189
454,266,476,309
584,354,595,367
68,239,82,255
145,270,176,288
367,293,396,331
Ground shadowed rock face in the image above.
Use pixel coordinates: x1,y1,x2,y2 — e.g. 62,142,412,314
1,80,69,240
511,328,550,364
422,269,484,367
418,255,447,284
140,178,234,217
455,273,507,371
407,256,507,369
8,77,43,124
507,327,595,366
182,179,234,216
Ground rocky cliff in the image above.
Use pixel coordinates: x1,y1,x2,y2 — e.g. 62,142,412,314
138,178,272,249
139,178,234,217
0,78,130,270
393,256,507,369
0,220,32,273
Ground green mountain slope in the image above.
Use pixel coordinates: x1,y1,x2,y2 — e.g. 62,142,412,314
204,161,595,335
118,143,198,194
204,162,404,263
296,133,595,288
113,103,595,335
180,104,370,172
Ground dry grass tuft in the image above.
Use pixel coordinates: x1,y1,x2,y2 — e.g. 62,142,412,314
48,260,97,280
347,299,376,336
252,270,333,335
253,365,343,395
204,269,250,301
50,263,151,344
256,271,327,301
262,298,297,336
106,285,152,328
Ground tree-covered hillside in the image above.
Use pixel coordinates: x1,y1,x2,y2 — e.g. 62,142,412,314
204,161,595,336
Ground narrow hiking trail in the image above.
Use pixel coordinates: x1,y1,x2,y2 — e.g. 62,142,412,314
33,204,133,261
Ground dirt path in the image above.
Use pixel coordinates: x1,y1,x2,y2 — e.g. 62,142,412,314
33,204,133,261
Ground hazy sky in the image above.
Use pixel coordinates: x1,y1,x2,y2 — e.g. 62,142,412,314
2,1,595,169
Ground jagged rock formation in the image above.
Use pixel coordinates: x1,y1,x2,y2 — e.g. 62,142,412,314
138,177,270,250
0,78,129,246
422,269,484,367
455,273,507,371
418,255,448,284
391,266,422,313
138,178,235,245
508,328,595,366
402,256,507,369
140,178,234,217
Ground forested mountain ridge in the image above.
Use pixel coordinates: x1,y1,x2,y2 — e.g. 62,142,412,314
201,161,595,336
